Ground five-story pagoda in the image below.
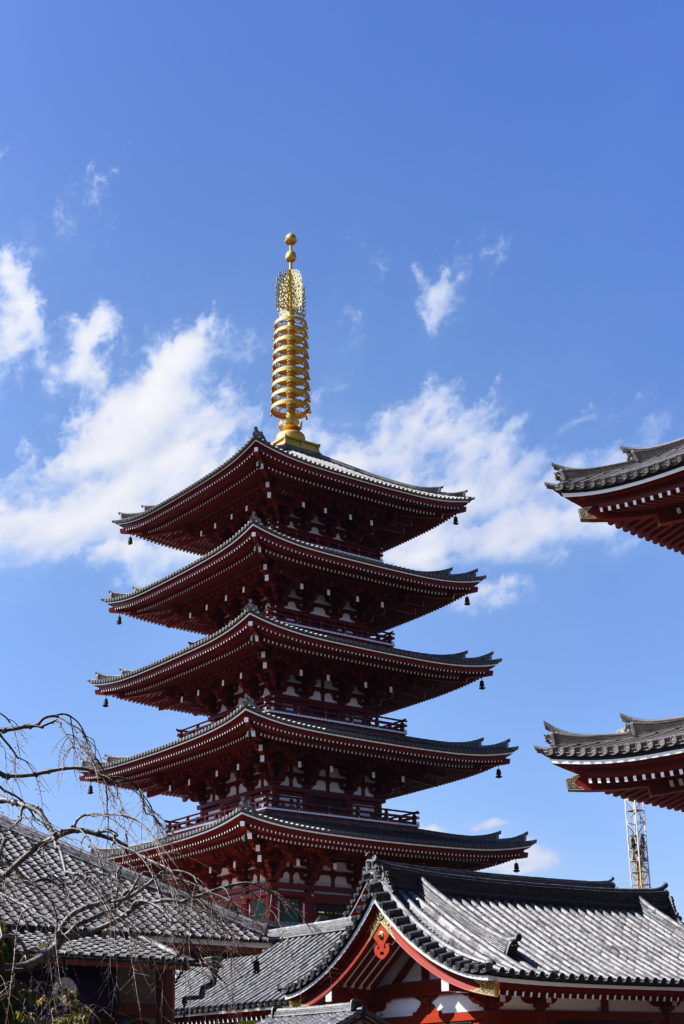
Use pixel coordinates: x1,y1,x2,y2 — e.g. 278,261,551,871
88,235,532,923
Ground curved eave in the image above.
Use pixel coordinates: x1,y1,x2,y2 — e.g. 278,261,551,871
115,431,472,532
124,808,533,863
92,609,498,703
87,706,514,785
106,518,482,614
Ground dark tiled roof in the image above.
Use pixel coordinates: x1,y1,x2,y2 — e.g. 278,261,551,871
538,713,684,760
547,436,684,493
134,803,531,856
91,604,498,689
99,697,514,769
0,815,266,961
351,858,684,988
259,809,530,852
106,514,482,606
178,857,684,1013
270,1002,384,1024
117,428,470,524
177,916,354,1014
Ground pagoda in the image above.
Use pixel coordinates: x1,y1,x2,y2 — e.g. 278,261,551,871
89,234,532,923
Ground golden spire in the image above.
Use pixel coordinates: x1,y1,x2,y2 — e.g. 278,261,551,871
270,233,320,452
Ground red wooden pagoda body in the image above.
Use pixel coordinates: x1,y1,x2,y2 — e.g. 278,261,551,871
89,237,531,922
547,437,684,554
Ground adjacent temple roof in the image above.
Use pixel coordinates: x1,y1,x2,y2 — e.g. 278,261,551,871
176,857,684,1017
539,713,684,760
547,435,684,553
0,815,266,966
537,715,684,812
547,436,684,494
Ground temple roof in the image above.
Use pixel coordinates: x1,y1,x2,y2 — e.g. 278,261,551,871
538,713,684,760
128,804,531,860
177,916,355,1014
107,514,481,609
117,429,470,527
90,602,497,700
0,814,267,965
176,857,684,1015
97,698,514,776
547,435,684,494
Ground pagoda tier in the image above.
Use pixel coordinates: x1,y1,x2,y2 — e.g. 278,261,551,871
86,697,514,807
92,605,498,716
538,714,684,812
116,429,470,559
106,516,480,636
547,435,684,554
122,807,532,921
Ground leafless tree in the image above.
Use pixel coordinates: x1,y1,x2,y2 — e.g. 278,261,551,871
0,711,266,1023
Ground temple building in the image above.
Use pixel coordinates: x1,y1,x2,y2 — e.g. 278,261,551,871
537,715,684,811
546,437,684,554
87,235,531,923
544,438,684,810
176,856,684,1023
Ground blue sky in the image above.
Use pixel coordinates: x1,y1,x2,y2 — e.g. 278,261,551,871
1,3,683,895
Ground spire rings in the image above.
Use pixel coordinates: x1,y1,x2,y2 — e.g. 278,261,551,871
270,311,311,426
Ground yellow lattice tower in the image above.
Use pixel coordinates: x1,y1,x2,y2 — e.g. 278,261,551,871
270,233,319,452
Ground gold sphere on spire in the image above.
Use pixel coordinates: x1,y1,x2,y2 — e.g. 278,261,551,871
284,233,297,245
284,233,297,264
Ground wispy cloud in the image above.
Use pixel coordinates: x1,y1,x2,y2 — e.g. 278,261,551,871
639,411,672,446
341,305,365,346
83,161,119,208
475,573,532,610
558,403,598,433
479,235,511,265
0,246,46,369
370,255,389,278
52,199,77,236
468,816,507,833
411,263,469,335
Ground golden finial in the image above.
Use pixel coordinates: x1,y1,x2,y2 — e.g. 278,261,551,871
270,233,320,452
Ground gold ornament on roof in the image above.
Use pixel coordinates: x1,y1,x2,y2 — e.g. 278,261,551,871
271,233,320,452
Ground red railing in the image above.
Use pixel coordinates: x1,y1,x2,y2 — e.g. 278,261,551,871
257,698,407,733
165,791,419,832
275,610,395,646
275,522,381,560
175,703,407,740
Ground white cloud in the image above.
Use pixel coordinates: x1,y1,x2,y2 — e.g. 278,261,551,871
479,235,511,265
83,161,118,208
0,246,46,368
494,844,559,875
468,816,507,833
411,263,468,335
639,411,672,446
558,403,597,433
423,823,445,833
46,300,122,394
0,312,259,573
342,305,365,346
315,377,617,596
